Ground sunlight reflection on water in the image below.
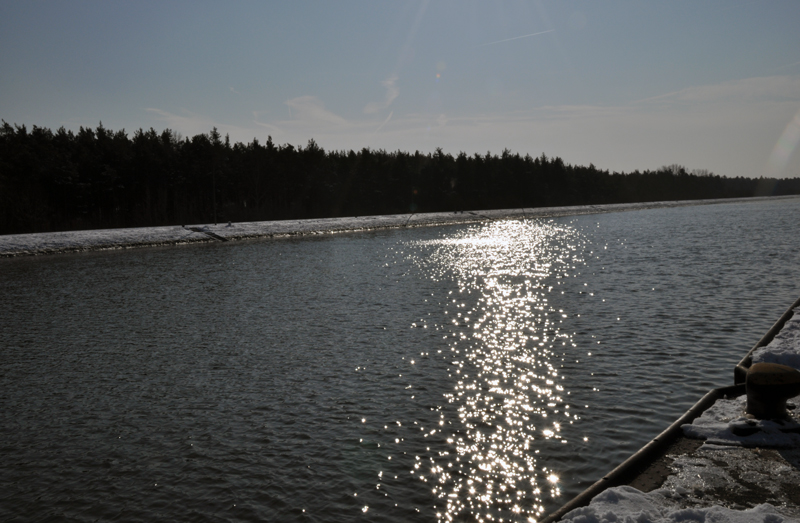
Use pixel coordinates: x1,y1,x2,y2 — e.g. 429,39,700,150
409,219,587,522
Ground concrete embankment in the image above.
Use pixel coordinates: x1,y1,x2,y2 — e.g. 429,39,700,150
2,195,797,257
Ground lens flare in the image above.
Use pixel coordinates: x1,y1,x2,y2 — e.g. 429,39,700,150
766,108,800,178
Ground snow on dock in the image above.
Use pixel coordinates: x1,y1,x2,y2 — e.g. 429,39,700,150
556,301,800,523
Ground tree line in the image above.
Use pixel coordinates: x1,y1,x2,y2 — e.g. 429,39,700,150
1,121,799,235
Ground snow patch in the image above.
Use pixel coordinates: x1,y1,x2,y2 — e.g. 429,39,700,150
681,394,800,448
559,485,789,522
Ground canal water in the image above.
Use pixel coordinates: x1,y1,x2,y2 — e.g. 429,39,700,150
1,197,799,522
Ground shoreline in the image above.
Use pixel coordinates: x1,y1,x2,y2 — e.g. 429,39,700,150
1,195,797,258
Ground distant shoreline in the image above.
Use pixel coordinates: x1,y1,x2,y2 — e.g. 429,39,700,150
1,195,797,258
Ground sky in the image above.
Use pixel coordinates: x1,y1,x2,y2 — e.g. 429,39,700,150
1,0,800,179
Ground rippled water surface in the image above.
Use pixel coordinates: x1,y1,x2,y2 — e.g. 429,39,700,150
2,198,799,522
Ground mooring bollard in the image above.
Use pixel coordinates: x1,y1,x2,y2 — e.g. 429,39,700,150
745,362,800,420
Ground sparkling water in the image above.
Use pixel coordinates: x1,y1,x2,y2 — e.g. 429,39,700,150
1,197,798,521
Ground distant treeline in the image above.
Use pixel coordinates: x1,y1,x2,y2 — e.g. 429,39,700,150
2,121,799,235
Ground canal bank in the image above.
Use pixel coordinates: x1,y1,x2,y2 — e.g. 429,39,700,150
2,195,798,257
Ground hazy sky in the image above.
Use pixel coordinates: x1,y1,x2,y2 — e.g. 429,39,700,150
2,1,799,178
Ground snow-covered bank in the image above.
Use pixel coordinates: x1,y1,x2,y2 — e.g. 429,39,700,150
2,196,797,257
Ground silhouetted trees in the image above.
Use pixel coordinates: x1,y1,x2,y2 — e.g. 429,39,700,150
1,121,799,234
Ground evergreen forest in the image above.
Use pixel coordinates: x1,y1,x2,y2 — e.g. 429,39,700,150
2,121,799,235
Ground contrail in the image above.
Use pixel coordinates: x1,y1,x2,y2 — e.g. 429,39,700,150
474,29,554,48
374,111,393,134
772,59,800,73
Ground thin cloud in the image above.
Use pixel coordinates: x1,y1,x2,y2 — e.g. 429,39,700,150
145,108,257,142
772,60,800,73
253,111,284,135
634,75,800,105
364,75,399,114
474,29,554,48
285,96,347,126
145,107,214,136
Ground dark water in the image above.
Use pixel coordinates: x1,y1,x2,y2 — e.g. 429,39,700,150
1,198,799,522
